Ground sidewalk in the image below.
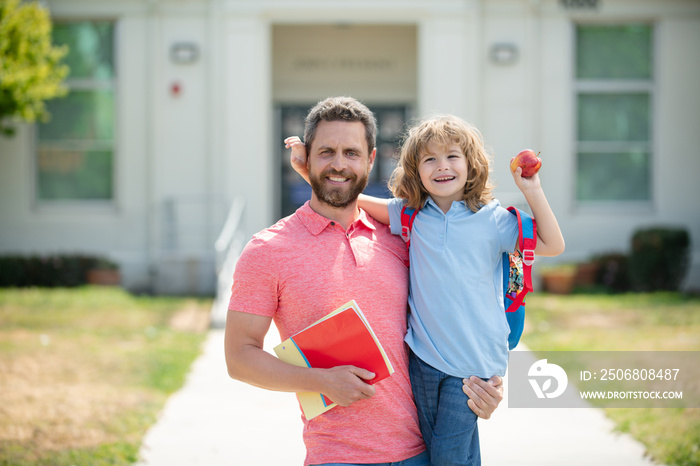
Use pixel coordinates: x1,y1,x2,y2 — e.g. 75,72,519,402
137,329,659,466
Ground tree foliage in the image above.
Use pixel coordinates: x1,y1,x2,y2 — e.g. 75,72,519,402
0,0,69,136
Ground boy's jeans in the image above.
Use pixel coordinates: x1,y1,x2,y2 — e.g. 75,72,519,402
408,349,481,466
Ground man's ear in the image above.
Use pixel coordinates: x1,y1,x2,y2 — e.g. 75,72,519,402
369,147,377,169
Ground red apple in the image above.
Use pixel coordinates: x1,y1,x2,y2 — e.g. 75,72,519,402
510,149,542,177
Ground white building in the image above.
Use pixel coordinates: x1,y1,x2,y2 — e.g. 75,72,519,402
1,0,699,296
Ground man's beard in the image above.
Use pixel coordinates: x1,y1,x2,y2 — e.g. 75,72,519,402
309,168,370,209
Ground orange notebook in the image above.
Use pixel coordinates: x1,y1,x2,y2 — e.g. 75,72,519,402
273,300,394,420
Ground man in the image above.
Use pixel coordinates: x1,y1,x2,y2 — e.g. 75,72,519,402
225,96,502,466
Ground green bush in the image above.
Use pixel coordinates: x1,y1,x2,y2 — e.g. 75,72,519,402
0,255,116,287
592,252,631,292
628,227,690,291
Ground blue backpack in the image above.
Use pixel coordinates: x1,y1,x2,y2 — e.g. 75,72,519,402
400,205,537,350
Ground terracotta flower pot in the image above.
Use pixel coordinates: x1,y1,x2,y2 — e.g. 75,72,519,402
575,262,600,288
541,270,576,294
86,269,121,286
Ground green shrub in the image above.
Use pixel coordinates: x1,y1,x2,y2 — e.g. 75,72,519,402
0,255,116,287
628,227,690,291
592,253,631,292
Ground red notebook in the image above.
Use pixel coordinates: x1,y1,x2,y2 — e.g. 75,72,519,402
273,300,394,419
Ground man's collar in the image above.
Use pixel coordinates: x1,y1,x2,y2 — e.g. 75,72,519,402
356,207,377,231
298,201,377,236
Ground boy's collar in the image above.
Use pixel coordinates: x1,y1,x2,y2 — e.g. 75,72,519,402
425,196,466,210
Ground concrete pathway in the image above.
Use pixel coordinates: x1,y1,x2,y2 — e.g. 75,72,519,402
137,330,659,465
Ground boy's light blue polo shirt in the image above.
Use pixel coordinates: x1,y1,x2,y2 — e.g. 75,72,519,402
388,197,519,378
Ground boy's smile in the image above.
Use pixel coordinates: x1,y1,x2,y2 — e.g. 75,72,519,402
418,141,469,213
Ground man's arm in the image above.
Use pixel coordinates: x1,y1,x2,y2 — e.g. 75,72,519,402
463,375,504,420
224,309,377,406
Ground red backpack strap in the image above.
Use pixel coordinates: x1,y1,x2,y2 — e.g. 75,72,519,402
400,205,418,267
506,207,537,312
400,206,418,248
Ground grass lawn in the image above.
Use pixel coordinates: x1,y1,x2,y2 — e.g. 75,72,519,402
523,292,700,466
0,287,212,465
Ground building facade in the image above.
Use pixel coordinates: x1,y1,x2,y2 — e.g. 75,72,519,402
1,0,699,294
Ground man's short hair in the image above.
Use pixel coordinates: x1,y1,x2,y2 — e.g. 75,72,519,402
304,96,377,155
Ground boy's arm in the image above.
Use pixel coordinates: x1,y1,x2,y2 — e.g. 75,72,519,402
284,136,391,225
358,194,390,225
284,136,310,184
511,164,565,257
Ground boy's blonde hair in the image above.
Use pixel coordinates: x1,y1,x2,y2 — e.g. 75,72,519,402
389,114,494,212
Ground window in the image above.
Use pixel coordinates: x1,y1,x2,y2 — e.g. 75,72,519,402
575,24,653,203
36,21,115,201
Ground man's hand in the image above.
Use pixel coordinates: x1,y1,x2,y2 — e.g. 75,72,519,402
462,375,504,419
318,365,377,407
284,136,310,183
225,311,375,406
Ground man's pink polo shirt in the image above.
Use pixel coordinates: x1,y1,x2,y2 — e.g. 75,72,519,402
228,202,424,465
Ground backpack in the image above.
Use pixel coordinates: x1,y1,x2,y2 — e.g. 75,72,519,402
399,205,537,350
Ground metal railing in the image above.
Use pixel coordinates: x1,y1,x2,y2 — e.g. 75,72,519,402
210,196,246,328
154,195,228,296
161,195,228,254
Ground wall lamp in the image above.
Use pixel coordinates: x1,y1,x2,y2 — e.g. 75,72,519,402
170,42,199,65
489,43,519,65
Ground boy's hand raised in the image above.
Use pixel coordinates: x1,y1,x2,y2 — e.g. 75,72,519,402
284,136,310,183
510,160,542,195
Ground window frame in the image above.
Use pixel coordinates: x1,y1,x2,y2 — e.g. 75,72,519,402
32,19,119,211
572,21,656,212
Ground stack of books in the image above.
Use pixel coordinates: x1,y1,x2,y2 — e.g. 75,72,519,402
273,300,394,419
